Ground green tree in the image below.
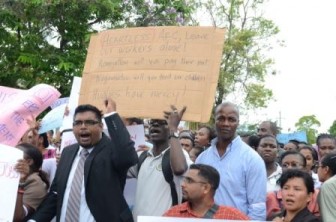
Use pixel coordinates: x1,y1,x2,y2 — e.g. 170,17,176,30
237,122,258,135
201,0,280,108
0,0,194,95
295,115,321,144
328,120,336,137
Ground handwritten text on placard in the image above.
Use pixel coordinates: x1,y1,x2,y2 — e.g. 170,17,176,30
79,26,225,122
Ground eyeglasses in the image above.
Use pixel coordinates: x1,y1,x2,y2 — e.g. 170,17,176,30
73,120,101,127
182,176,207,185
281,162,303,169
148,119,168,126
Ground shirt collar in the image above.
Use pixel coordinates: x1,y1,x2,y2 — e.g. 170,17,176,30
78,146,94,156
211,135,241,156
147,146,170,157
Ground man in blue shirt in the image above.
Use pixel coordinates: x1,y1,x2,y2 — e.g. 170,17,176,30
196,101,267,220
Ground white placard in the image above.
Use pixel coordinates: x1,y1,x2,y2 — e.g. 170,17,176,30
138,216,269,222
126,124,146,149
39,104,67,134
60,131,76,151
0,144,23,222
61,77,82,131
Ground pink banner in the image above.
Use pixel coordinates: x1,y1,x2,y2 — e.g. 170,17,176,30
0,84,61,146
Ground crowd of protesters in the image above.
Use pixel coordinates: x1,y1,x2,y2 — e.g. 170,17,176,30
10,99,336,222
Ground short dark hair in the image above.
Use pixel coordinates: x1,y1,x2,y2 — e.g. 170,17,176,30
288,139,300,146
278,169,314,194
321,152,336,176
198,125,217,141
261,120,279,135
17,143,43,171
248,135,260,150
190,164,220,192
179,130,194,146
280,151,307,168
316,133,336,147
190,146,204,158
299,145,318,161
74,104,103,121
257,134,278,147
16,143,50,188
126,117,144,125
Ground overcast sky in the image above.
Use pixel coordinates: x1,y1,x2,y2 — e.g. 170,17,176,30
261,0,336,133
198,0,336,133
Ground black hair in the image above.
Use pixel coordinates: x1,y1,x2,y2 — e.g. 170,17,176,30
47,130,54,136
278,169,314,194
190,146,204,158
198,125,217,141
285,141,299,151
299,145,318,161
261,120,280,135
288,139,300,146
267,121,279,135
316,133,336,147
248,135,260,150
126,117,144,125
179,130,195,147
16,143,50,189
280,151,307,168
39,132,49,148
74,104,103,121
190,164,220,192
321,152,336,176
298,141,308,146
257,134,278,147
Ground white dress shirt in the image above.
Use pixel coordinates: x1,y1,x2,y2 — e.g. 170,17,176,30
60,146,95,222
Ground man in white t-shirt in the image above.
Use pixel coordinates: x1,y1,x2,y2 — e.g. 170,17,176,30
128,105,192,221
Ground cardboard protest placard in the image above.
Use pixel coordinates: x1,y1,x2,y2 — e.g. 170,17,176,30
0,84,60,146
0,144,23,222
79,26,225,122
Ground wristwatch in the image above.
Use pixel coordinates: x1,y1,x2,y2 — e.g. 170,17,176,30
169,131,179,139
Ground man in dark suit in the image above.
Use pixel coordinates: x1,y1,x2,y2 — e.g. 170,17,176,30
29,99,138,222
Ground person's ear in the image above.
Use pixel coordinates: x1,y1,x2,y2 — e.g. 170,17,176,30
306,192,313,204
325,166,330,175
203,183,211,195
26,158,34,167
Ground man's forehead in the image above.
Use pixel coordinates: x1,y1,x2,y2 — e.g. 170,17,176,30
259,122,271,129
186,169,199,177
215,104,239,116
75,111,96,118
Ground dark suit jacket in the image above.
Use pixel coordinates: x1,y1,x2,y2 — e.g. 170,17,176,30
30,113,138,222
283,207,321,222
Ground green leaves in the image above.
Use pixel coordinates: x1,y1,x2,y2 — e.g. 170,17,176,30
202,0,279,110
328,120,336,137
295,115,321,145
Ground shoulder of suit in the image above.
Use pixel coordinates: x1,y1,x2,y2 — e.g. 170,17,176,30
62,143,80,152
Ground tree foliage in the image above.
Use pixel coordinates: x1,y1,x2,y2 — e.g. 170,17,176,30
0,0,195,95
295,115,321,145
1,0,279,123
201,0,279,108
328,120,336,137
